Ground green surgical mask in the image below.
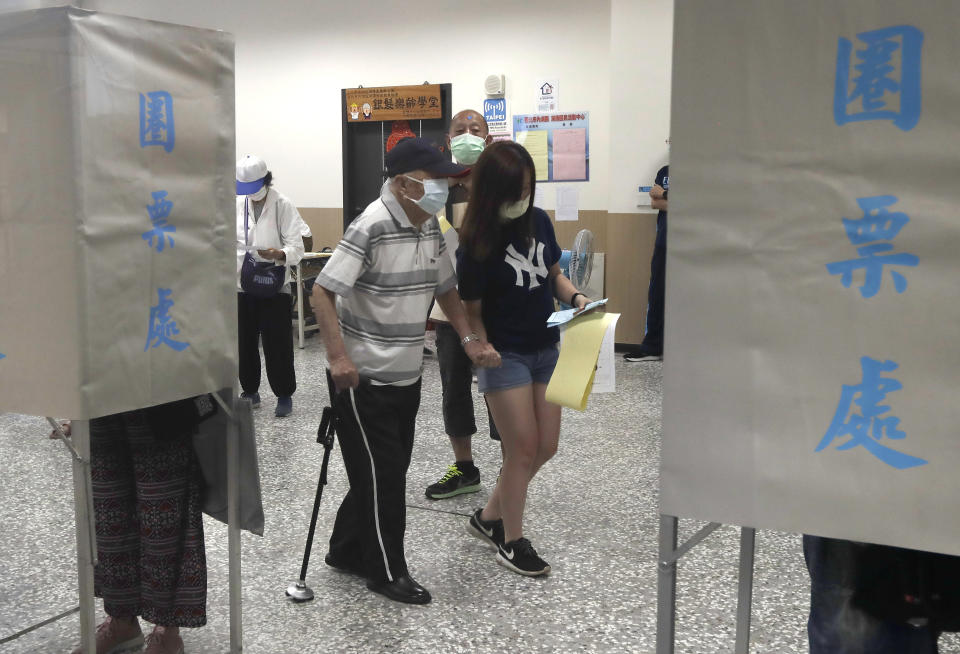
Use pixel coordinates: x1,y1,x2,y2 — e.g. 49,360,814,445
450,133,486,165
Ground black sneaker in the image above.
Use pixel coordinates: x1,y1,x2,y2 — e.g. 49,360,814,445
467,509,504,550
425,463,481,499
497,538,551,576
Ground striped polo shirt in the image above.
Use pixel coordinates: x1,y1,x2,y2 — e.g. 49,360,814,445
316,181,457,384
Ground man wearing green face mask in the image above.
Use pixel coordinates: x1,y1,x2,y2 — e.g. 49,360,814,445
448,109,492,167
426,110,503,502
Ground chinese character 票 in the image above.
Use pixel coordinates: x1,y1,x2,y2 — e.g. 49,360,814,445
816,357,927,469
139,91,176,152
834,25,923,131
826,195,918,298
145,288,189,352
142,190,176,252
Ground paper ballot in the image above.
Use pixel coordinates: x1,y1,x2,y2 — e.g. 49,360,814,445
546,312,619,410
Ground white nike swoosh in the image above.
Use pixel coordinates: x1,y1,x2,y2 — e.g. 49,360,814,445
502,547,515,561
480,524,494,538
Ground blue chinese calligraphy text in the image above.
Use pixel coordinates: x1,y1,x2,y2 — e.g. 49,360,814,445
139,91,176,152
826,195,919,298
145,288,189,352
815,356,927,469
834,25,923,131
142,190,176,252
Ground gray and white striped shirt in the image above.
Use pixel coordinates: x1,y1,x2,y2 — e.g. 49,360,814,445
316,181,457,384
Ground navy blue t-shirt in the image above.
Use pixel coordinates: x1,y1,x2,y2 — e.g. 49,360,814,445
457,207,562,353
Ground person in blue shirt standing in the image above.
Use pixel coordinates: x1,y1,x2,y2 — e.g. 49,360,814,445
457,141,592,576
626,159,669,361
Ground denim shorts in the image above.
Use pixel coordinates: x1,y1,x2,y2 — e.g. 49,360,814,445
478,346,559,394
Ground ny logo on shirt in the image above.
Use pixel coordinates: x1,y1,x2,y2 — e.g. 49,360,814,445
505,241,548,289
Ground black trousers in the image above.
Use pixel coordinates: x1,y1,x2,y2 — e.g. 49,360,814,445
327,373,421,583
640,243,666,353
237,291,296,397
435,321,500,441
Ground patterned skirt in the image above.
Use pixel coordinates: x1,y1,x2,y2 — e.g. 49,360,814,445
90,410,206,627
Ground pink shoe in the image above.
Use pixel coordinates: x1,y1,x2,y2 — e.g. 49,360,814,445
71,616,143,654
144,626,184,654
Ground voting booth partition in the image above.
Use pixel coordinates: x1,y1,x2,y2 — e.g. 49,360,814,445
0,8,248,652
658,1,960,651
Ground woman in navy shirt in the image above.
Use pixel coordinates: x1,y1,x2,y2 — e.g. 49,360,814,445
457,141,591,576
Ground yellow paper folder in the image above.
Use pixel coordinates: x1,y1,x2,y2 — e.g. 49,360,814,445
546,312,619,411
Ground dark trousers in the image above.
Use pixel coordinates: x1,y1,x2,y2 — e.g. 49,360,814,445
90,411,206,627
804,535,940,653
237,290,296,398
327,374,421,583
435,321,500,441
640,243,666,353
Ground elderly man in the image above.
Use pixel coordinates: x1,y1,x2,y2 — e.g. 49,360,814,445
311,137,500,604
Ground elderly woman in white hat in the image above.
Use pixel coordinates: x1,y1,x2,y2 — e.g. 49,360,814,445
235,155,307,417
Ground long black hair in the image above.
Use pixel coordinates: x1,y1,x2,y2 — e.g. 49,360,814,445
459,141,536,261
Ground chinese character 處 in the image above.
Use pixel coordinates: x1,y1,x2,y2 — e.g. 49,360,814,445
826,195,918,298
142,190,176,252
834,25,923,131
145,288,190,352
139,91,176,152
815,356,927,469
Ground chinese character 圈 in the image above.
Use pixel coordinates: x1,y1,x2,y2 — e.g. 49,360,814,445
815,356,927,469
142,190,176,252
145,288,190,352
139,91,176,152
834,25,923,131
826,195,918,298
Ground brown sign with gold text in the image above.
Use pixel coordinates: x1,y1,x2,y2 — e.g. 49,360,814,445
345,84,442,122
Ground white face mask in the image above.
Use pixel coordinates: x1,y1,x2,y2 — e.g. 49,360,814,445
449,133,486,165
403,175,449,216
248,186,268,202
499,196,530,222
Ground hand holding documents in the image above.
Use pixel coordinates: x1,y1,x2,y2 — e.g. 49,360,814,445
546,298,608,328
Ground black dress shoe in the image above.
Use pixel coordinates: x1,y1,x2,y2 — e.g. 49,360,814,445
325,552,366,577
366,574,432,604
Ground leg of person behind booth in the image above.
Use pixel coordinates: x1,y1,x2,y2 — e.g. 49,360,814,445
324,372,431,605
76,411,206,654
259,289,296,417
804,535,940,654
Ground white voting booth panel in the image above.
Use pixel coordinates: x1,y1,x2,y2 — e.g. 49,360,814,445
662,0,960,556
0,7,237,420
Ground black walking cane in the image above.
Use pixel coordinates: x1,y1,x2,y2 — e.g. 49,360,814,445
286,406,337,602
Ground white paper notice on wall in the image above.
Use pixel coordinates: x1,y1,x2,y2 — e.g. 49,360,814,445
536,78,559,112
556,186,579,221
534,185,546,209
591,313,620,394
